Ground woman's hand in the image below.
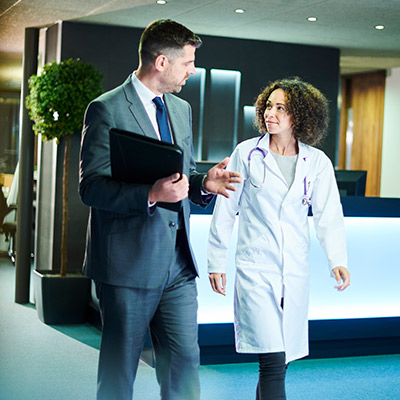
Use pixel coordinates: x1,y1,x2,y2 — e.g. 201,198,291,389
332,267,350,291
209,273,227,296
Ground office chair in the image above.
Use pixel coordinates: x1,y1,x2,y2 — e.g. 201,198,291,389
0,184,17,263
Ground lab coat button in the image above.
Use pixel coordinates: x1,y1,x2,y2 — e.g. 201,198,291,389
169,222,176,228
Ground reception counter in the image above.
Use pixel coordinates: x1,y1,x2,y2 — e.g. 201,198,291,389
190,196,400,364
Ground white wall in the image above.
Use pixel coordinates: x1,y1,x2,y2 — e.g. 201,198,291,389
381,67,400,198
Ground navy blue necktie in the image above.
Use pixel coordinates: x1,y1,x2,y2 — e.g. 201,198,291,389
153,96,172,143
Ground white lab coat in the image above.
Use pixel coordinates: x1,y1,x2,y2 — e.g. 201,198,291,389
208,134,347,363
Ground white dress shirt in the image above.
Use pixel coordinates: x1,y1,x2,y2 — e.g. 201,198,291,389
131,72,171,142
132,72,209,200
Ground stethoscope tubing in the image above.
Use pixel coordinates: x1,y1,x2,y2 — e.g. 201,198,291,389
248,135,311,207
248,135,267,188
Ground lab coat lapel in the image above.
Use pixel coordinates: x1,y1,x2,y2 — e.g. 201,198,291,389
260,134,288,184
284,141,312,204
294,142,312,183
122,76,158,140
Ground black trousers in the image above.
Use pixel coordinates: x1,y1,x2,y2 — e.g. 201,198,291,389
256,352,287,400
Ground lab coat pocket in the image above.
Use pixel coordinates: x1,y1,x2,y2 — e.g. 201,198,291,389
286,176,314,212
237,232,280,267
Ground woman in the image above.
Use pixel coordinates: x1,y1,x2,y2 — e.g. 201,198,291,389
207,77,350,399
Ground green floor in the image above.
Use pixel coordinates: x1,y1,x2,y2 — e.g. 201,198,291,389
1,256,399,400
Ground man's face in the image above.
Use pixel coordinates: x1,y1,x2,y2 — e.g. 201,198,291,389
159,44,196,93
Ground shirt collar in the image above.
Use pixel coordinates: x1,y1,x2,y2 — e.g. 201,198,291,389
131,72,162,105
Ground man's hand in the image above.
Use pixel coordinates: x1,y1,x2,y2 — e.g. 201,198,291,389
203,157,242,198
209,273,227,296
149,173,189,204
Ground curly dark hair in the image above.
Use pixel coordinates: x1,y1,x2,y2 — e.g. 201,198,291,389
139,19,202,66
254,77,329,146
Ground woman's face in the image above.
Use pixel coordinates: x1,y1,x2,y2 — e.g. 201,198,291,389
263,89,293,137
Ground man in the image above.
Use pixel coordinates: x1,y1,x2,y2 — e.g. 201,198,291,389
79,19,241,400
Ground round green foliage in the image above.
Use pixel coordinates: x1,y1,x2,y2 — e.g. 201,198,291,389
26,58,103,143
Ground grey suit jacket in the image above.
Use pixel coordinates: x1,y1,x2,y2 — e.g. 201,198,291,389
79,75,210,289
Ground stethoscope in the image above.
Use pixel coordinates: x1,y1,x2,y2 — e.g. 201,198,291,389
247,135,267,188
248,135,312,207
302,177,311,207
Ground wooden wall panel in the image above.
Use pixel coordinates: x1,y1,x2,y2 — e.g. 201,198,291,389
339,71,386,196
338,79,348,170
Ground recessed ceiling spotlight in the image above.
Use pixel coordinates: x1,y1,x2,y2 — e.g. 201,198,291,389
235,8,245,14
307,16,318,22
374,25,385,30
156,0,167,4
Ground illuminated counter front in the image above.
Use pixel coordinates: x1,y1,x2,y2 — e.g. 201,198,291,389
190,196,400,364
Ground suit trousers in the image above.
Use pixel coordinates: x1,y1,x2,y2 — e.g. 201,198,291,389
95,229,200,400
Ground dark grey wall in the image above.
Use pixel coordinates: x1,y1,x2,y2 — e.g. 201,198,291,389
41,20,340,271
61,22,141,91
60,21,340,160
195,34,340,158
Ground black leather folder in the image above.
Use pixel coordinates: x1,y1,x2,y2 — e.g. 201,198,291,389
109,128,183,211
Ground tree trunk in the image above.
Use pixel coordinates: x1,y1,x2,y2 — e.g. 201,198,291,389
60,135,71,277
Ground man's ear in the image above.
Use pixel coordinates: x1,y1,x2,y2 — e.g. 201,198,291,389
154,54,168,72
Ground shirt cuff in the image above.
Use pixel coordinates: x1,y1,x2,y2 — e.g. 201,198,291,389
148,201,157,215
201,174,212,195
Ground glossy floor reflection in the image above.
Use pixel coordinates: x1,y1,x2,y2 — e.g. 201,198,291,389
1,255,399,400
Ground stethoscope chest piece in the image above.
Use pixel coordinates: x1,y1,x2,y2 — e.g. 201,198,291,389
302,177,311,207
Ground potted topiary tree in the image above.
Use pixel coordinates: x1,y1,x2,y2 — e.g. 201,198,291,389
26,58,103,324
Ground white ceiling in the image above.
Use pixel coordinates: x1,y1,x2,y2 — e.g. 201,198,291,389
1,0,400,90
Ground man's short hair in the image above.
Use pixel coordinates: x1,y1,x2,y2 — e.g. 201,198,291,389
139,19,202,66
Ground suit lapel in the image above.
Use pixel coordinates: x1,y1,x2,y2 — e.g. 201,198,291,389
121,77,187,146
163,94,186,148
122,76,158,140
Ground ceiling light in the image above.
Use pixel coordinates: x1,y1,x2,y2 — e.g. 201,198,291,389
234,8,245,14
307,16,318,22
156,0,167,4
374,25,385,30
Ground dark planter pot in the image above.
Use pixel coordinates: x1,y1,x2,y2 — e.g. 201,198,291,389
33,269,91,324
